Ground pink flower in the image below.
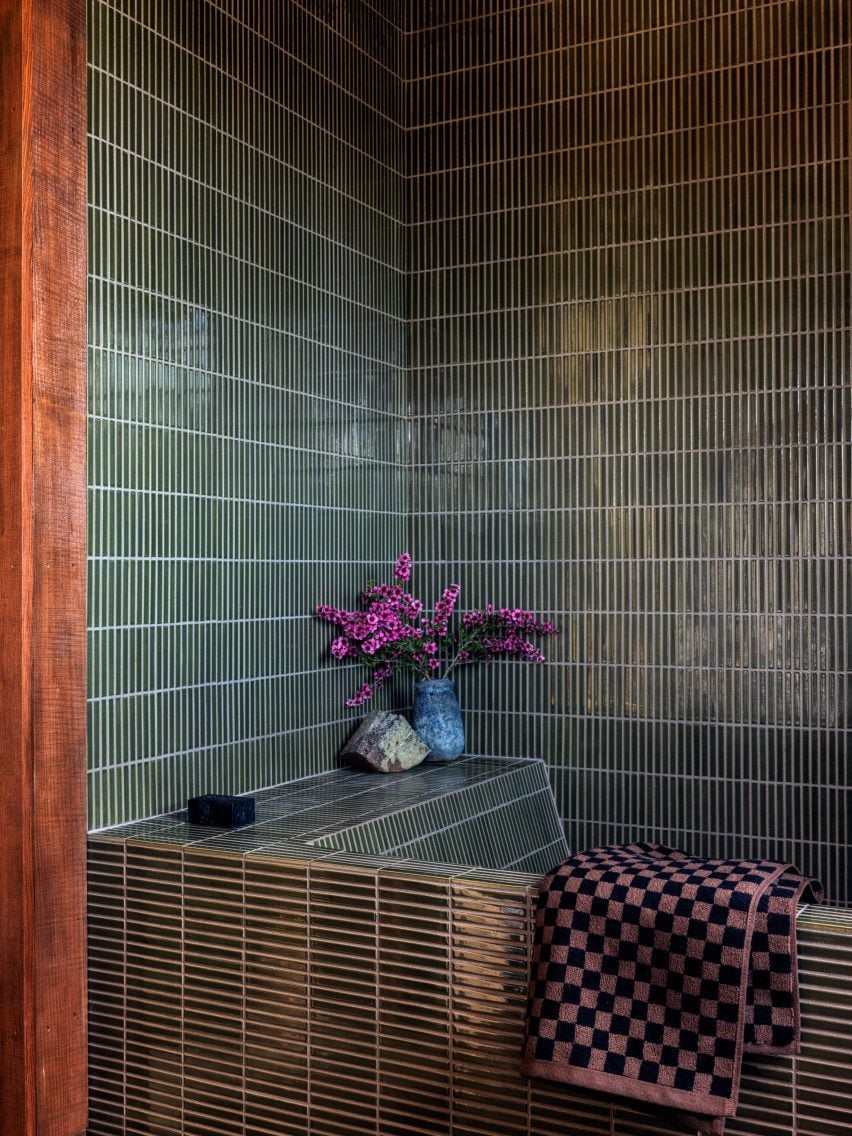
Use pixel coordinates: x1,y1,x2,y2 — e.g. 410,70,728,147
316,554,557,706
433,583,461,636
346,683,373,708
393,553,412,582
330,637,350,659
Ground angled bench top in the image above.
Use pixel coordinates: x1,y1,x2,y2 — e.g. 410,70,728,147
89,754,569,877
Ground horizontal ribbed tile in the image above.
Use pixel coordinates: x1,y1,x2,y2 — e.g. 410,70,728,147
378,873,452,1133
123,842,182,1134
88,840,128,1136
92,823,852,1136
529,1080,612,1135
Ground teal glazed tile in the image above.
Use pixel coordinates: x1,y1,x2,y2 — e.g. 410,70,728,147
96,760,564,873
317,762,567,869
90,0,852,915
88,5,852,1136
87,0,408,831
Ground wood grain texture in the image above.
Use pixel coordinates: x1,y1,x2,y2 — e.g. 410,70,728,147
0,1,35,1130
0,0,88,1133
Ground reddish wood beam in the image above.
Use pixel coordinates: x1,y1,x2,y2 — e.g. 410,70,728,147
0,0,88,1133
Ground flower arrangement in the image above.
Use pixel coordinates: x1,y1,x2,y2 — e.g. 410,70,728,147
316,553,557,707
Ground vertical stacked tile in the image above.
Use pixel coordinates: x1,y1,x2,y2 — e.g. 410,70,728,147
182,848,245,1135
728,1057,796,1136
376,870,453,1135
612,1103,701,1136
243,856,311,1135
408,0,852,904
89,825,852,1136
124,842,183,1135
87,0,409,828
448,875,534,1133
87,838,127,1136
528,1080,612,1136
795,907,852,1134
307,757,568,872
308,862,380,1135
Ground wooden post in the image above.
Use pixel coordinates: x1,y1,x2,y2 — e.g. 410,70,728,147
0,0,88,1133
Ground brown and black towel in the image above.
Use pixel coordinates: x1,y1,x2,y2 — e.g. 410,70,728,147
521,843,822,1133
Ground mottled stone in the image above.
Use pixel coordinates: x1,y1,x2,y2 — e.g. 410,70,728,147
341,711,430,773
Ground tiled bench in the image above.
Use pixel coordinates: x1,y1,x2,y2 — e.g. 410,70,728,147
91,755,570,876
86,759,852,1136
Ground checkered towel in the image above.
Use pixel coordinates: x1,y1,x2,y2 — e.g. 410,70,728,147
521,843,822,1133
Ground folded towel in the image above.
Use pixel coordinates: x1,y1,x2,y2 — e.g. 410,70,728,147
520,843,822,1133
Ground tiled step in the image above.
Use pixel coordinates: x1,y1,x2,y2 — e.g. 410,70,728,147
96,755,570,876
307,757,568,874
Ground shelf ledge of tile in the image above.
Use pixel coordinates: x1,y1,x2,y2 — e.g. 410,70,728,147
89,754,569,876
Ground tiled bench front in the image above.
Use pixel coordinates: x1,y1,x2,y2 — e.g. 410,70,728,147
86,759,852,1136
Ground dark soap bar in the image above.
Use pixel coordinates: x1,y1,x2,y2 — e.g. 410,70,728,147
187,793,255,828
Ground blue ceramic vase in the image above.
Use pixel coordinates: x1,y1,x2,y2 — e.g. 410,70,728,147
412,678,465,762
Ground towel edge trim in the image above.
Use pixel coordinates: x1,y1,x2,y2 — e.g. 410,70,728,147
519,1058,733,1118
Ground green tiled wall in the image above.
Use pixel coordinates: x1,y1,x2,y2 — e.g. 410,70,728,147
408,2,852,903
88,0,852,911
87,0,408,828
